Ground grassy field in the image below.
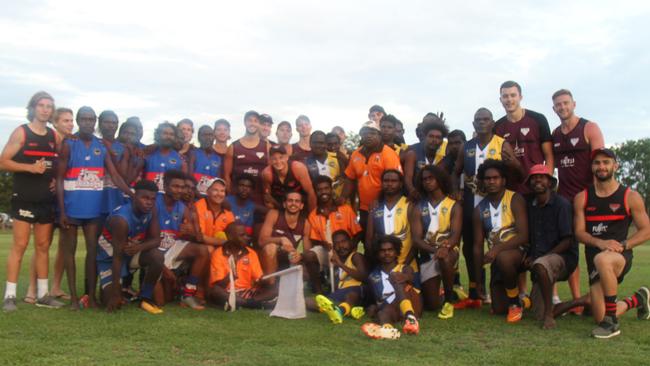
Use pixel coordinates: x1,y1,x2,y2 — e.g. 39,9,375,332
1,231,650,366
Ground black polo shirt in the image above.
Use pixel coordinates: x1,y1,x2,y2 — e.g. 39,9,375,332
527,192,578,272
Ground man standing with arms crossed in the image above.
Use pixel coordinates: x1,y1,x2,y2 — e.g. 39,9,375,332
495,81,554,193
1,92,62,311
551,89,605,311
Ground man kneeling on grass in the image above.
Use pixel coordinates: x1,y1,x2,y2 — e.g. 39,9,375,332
525,164,578,329
362,235,422,340
306,230,367,323
97,180,165,314
207,222,274,310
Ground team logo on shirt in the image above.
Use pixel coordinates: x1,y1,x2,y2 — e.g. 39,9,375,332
328,161,335,167
256,152,265,159
441,207,448,215
592,223,608,235
48,142,55,149
374,210,383,218
609,203,621,212
169,158,177,165
520,128,530,136
504,133,511,138
467,149,476,157
211,161,220,167
396,208,403,216
335,212,342,220
93,148,101,155
488,148,496,156
570,138,580,146
482,209,490,218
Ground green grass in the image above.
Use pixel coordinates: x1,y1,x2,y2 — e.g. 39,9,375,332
1,231,650,365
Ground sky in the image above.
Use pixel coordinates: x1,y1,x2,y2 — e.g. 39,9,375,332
1,0,649,145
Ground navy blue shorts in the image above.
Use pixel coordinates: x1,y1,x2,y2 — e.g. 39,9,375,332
329,286,363,303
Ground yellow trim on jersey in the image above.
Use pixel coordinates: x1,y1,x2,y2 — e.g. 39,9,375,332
339,252,362,289
434,139,448,164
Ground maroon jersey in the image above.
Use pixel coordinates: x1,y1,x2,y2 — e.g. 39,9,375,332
232,139,269,204
553,118,592,201
272,210,306,249
495,109,551,194
270,161,303,205
291,142,311,162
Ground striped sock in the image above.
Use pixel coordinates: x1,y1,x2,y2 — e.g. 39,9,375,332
604,295,617,318
183,276,199,298
623,293,640,311
339,302,351,316
506,287,519,306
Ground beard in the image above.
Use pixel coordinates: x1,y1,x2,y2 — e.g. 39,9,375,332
595,170,614,182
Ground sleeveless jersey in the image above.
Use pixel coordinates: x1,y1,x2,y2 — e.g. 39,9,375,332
495,110,551,193
417,196,456,263
226,195,255,234
337,252,362,289
583,184,632,258
272,211,306,249
270,162,303,204
368,264,406,305
371,196,415,269
193,148,223,195
291,142,311,162
463,135,504,208
102,140,126,214
97,202,152,262
144,148,183,193
156,194,186,252
553,118,593,201
63,136,107,219
305,152,343,197
232,139,268,204
477,190,517,248
412,139,448,185
11,124,57,203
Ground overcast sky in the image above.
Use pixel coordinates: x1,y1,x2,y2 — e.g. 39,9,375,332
1,0,649,145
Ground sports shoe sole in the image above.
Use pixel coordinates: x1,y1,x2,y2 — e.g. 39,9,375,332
593,330,621,339
361,323,400,340
315,295,342,324
34,303,62,309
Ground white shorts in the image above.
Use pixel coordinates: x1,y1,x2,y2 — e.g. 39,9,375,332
310,245,330,271
419,257,441,283
162,240,189,270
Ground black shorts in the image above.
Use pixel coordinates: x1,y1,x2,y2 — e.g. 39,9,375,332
10,198,55,224
586,249,633,286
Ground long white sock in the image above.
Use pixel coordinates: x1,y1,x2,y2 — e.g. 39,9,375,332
37,278,49,299
4,281,17,299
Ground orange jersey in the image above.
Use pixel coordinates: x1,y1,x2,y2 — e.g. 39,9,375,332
344,145,402,210
308,204,362,242
209,246,263,290
194,198,235,238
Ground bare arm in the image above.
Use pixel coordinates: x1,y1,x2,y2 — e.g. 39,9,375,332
302,220,313,251
341,252,368,282
105,216,129,311
223,144,234,192
585,121,605,150
258,210,282,247
624,190,650,249
293,162,317,212
541,141,554,171
57,142,70,227
105,154,134,198
451,148,465,198
187,148,196,178
403,150,418,200
0,127,45,173
574,190,603,249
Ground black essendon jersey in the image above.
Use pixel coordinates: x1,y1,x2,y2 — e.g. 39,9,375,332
12,124,57,203
584,184,632,255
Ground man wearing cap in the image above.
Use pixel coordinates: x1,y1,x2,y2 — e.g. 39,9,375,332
261,145,317,212
571,148,650,338
341,125,402,234
525,164,578,329
224,111,269,205
551,89,605,308
259,114,276,145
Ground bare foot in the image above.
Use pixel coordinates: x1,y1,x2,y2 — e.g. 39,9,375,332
542,317,556,330
51,289,70,300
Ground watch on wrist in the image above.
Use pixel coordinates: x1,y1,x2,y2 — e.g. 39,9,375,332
621,240,628,250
